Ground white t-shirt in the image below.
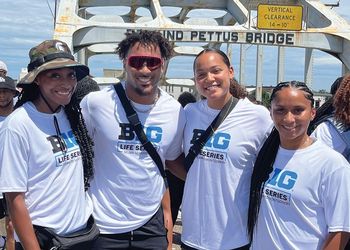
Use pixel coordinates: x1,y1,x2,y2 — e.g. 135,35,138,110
312,120,347,156
251,140,350,250
81,83,186,234
0,102,93,235
181,98,273,250
0,116,6,200
0,116,6,123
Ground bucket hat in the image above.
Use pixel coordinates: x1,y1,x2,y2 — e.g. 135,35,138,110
18,40,89,87
0,76,19,96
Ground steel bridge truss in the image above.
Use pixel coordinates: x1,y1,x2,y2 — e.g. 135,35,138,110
54,0,350,100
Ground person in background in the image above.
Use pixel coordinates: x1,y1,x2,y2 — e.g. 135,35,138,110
178,48,272,250
166,91,196,226
248,81,350,249
0,40,95,249
0,61,8,77
310,75,350,161
81,30,185,250
0,75,19,250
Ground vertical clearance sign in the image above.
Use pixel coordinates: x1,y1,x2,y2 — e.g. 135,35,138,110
257,4,303,31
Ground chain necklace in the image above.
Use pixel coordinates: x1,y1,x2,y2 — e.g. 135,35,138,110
128,89,160,113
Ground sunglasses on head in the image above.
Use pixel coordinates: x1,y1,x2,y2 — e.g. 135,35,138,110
127,55,162,71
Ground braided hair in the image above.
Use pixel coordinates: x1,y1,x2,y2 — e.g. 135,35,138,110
15,83,94,190
116,30,174,60
247,81,314,241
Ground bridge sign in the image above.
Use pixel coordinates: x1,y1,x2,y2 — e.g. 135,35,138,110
257,4,303,31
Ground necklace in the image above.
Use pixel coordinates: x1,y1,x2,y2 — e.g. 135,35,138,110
128,90,160,113
38,91,67,153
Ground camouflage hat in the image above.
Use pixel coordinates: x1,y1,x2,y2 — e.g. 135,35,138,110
18,40,89,87
0,76,19,96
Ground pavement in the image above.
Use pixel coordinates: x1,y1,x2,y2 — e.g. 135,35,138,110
173,216,182,250
0,218,5,236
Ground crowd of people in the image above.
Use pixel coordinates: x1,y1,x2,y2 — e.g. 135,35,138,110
0,30,349,250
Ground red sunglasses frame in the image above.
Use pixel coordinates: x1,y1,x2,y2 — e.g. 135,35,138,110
126,55,163,71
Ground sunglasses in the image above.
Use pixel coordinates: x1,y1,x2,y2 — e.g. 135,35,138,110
127,55,162,71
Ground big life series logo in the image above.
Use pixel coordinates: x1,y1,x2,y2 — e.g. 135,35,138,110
190,129,231,163
47,130,81,167
263,168,298,205
117,123,162,154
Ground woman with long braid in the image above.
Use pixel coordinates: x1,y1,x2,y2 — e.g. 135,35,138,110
0,40,95,249
248,81,350,249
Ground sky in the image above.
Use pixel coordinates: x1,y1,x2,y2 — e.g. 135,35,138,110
0,1,349,91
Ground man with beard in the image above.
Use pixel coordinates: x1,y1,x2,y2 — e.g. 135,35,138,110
81,30,185,249
0,75,19,250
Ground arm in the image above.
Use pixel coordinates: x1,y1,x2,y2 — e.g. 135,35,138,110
323,232,350,250
5,192,40,250
5,216,15,250
165,153,187,181
161,188,173,250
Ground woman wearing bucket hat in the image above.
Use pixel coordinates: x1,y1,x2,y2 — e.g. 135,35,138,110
0,40,97,250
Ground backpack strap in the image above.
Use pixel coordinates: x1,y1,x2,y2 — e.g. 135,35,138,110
184,96,239,171
113,83,168,188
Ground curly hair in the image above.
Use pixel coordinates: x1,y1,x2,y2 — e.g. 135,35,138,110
333,75,350,126
116,30,174,60
230,78,247,99
247,81,314,242
15,84,94,190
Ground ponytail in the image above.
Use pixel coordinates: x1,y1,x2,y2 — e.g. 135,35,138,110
247,127,280,241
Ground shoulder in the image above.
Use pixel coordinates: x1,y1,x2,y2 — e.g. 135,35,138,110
0,105,31,138
312,140,348,166
234,98,272,125
84,85,112,101
159,89,180,104
158,89,183,111
5,104,31,125
312,121,341,143
184,100,203,113
237,98,269,114
80,85,113,109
